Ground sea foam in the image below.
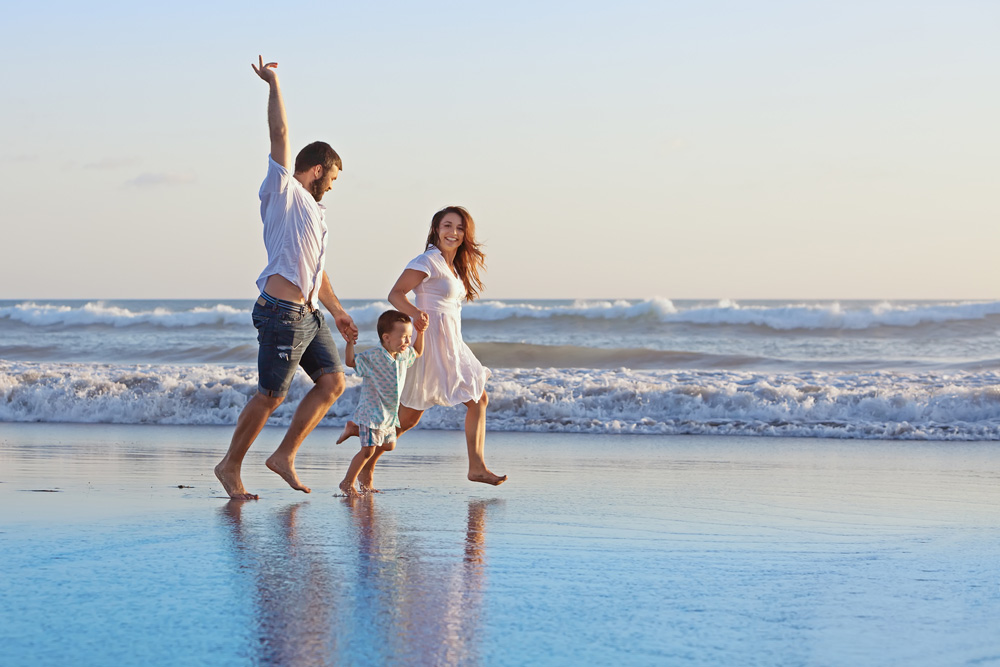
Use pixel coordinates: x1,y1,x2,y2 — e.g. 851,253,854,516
3,361,998,440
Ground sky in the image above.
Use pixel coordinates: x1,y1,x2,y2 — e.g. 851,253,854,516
1,1,998,300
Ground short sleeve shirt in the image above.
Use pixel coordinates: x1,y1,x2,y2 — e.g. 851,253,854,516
255,156,328,309
404,246,467,311
352,346,418,429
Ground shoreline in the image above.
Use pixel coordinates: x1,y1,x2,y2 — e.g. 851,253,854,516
3,423,1000,664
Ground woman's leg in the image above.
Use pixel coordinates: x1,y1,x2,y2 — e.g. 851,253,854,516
463,391,507,485
357,405,424,491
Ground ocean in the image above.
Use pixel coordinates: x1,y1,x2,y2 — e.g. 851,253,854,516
2,298,999,440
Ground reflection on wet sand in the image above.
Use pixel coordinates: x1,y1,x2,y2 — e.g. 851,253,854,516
220,501,339,665
219,497,501,665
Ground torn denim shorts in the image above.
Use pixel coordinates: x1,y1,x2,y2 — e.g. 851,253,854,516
252,298,344,398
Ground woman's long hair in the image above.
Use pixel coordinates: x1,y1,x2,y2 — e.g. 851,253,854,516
425,206,486,302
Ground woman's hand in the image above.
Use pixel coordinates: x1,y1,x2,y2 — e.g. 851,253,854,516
413,310,429,332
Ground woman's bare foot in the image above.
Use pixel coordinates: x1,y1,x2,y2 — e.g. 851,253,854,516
336,421,359,444
339,479,360,497
265,456,311,493
359,480,382,494
468,470,507,486
214,462,259,500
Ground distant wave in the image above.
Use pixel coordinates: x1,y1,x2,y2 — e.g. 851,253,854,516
3,361,998,440
463,299,1000,331
3,299,999,333
0,302,249,328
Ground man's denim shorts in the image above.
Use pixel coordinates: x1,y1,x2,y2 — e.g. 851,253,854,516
252,298,344,398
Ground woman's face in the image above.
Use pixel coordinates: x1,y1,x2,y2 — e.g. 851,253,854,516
436,212,466,253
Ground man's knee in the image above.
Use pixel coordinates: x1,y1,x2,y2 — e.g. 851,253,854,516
316,371,346,400
253,391,285,412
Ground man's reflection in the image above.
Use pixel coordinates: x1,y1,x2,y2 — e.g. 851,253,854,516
219,496,500,665
219,500,339,666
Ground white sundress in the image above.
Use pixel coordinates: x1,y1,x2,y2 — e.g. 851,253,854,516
399,246,491,410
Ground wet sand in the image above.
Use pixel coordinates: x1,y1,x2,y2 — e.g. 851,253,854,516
3,423,1000,665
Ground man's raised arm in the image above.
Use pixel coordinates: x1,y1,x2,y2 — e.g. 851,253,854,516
251,55,292,169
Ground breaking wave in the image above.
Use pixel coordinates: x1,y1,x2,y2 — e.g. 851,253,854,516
3,361,998,441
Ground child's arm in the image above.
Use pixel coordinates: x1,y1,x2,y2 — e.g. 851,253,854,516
412,327,425,358
344,339,356,368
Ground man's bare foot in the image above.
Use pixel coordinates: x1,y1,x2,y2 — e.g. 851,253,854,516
339,479,360,497
214,462,259,500
468,471,507,486
265,456,311,493
336,421,359,445
358,469,380,494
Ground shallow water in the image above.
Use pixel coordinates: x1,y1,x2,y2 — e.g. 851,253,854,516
3,424,1000,665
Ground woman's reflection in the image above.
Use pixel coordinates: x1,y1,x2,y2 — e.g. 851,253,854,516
219,496,501,665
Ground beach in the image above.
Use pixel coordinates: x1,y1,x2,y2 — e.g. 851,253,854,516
4,423,1000,665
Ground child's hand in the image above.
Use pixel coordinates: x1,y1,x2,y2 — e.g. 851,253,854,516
413,311,429,332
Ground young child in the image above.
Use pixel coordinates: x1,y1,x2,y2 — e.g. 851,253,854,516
338,310,424,496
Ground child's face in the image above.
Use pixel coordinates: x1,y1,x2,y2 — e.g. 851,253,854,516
381,321,414,355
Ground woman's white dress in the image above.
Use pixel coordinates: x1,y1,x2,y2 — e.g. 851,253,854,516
399,246,491,410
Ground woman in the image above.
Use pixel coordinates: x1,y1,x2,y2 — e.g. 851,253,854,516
355,206,506,490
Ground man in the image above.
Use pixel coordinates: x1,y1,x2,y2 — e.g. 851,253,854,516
215,56,358,500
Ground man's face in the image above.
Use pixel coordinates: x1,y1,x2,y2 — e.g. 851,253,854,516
309,165,339,202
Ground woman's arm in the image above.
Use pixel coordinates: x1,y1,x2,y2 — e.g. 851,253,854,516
388,269,430,332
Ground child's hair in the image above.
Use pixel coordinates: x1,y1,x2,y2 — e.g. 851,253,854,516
377,310,412,339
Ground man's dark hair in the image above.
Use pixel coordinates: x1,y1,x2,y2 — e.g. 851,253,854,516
377,310,412,339
294,141,342,174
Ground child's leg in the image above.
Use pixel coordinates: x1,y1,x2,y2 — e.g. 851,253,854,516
336,420,359,445
358,430,398,493
359,406,422,490
340,425,378,496
340,446,375,497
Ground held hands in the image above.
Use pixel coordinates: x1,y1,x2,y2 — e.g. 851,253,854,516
334,312,359,343
412,310,429,332
251,55,278,84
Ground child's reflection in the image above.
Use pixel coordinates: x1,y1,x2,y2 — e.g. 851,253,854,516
219,496,502,665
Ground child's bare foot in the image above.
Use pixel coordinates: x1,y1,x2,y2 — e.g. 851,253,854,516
358,469,380,494
265,455,311,493
336,421,359,444
468,470,507,486
214,461,259,500
339,479,360,498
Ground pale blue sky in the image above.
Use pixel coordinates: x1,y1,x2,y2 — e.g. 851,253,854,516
2,1,997,299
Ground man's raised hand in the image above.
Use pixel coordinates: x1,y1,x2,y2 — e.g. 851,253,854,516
251,55,278,83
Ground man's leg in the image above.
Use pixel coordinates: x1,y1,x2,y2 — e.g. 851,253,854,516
266,371,346,493
216,391,284,500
